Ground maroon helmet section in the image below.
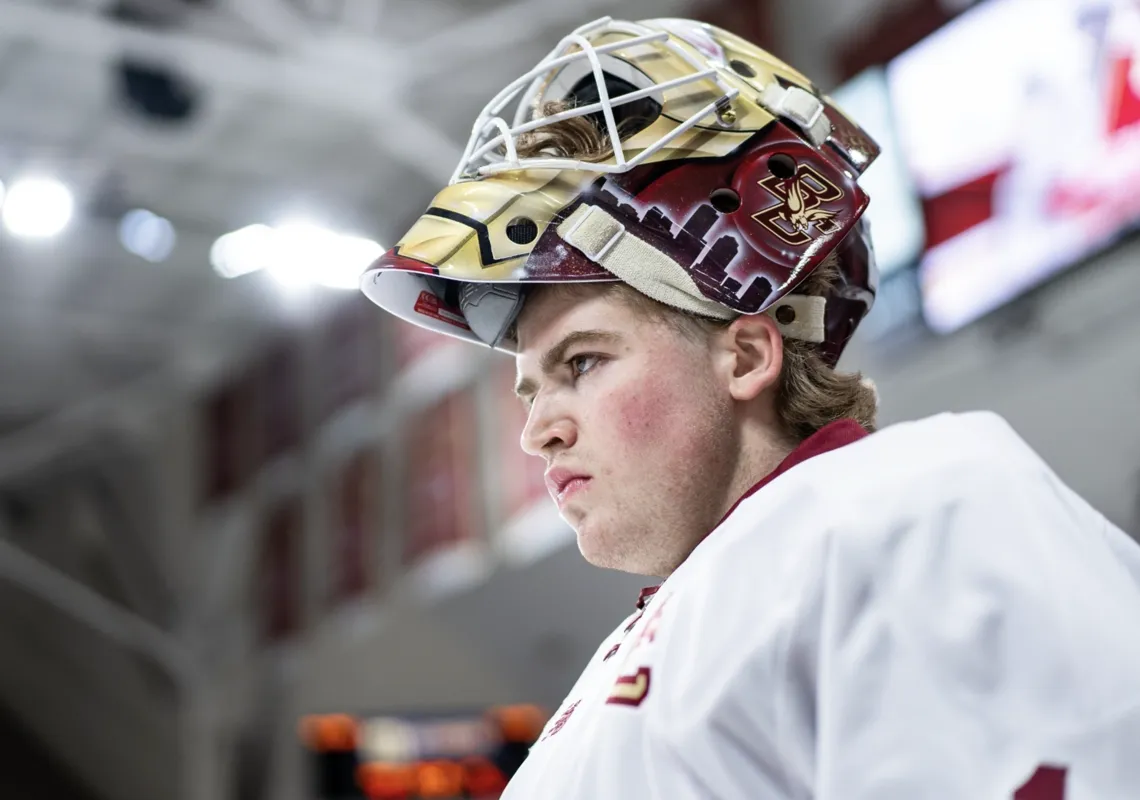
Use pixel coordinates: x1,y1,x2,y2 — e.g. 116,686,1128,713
818,218,875,366
521,122,874,364
527,123,869,313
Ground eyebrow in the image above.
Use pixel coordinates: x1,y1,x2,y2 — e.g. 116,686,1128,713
514,329,622,400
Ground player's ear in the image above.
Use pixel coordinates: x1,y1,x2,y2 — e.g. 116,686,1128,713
714,313,783,403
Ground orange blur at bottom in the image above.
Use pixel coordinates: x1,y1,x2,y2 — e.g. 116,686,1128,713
462,757,510,797
303,707,543,798
357,763,415,799
357,758,508,800
299,714,359,752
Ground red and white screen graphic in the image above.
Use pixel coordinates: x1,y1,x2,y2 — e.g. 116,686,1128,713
888,0,1140,332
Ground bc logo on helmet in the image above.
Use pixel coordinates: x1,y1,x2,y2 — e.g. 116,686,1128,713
752,166,845,246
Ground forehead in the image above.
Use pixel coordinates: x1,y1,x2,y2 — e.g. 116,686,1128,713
515,284,638,352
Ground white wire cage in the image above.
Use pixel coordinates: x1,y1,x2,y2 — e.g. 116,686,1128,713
450,16,744,183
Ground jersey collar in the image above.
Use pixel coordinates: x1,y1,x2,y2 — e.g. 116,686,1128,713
713,417,868,529
635,418,868,608
635,586,660,610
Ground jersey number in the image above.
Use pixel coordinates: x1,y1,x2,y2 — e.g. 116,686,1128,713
1014,766,1067,799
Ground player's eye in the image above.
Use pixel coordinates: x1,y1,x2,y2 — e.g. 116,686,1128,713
567,353,601,380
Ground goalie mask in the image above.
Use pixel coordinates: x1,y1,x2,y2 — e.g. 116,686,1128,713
360,16,880,366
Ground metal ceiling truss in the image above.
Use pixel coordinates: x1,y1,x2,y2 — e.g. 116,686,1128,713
0,0,627,183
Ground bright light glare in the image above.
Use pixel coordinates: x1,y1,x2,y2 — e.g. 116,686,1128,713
270,221,334,287
210,224,278,279
210,221,382,289
120,209,177,263
2,178,74,238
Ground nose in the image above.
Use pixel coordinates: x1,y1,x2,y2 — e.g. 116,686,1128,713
520,393,577,457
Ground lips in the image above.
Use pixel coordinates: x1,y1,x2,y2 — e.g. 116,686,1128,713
545,466,592,506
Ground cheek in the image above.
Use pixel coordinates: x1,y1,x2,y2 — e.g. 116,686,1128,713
603,368,705,459
612,385,661,441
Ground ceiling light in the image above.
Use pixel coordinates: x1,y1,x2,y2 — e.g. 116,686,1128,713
2,178,74,238
119,209,177,263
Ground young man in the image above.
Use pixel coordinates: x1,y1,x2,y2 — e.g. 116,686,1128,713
361,17,1140,798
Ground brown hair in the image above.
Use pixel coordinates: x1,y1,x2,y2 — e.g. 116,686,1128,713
516,104,878,441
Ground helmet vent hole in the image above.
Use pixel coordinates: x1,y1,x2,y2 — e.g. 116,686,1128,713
709,188,741,214
729,59,756,78
775,305,797,325
506,217,539,244
768,154,797,179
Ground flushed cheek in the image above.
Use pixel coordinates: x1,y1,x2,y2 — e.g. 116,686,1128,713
606,374,691,453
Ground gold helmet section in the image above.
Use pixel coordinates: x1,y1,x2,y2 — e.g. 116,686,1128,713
611,19,816,155
393,169,599,284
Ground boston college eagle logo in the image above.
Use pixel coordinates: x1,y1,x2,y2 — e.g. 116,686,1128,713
752,165,844,246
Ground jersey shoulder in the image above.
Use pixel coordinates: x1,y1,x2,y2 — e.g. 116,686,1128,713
717,411,1048,538
696,411,1072,594
686,410,1103,592
851,410,1043,482
815,410,1062,515
806,411,1133,614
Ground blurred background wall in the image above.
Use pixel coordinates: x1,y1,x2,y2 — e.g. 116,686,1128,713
0,0,1137,798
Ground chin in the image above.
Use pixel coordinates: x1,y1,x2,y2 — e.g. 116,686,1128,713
575,518,659,576
573,518,621,569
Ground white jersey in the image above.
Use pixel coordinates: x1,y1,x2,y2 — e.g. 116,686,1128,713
502,411,1140,799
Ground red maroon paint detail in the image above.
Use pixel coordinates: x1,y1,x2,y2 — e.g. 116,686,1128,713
1014,766,1067,799
606,667,652,707
412,291,471,331
540,700,581,742
635,585,660,610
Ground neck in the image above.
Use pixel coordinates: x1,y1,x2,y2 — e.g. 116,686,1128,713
648,414,794,579
720,431,794,523
653,437,791,580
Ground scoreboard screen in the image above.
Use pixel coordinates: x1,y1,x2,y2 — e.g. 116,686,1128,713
300,705,547,799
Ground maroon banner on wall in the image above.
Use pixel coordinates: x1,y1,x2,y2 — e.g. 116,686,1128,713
493,362,549,524
200,366,259,504
328,450,381,605
258,335,304,467
402,390,480,567
257,495,304,643
317,296,384,421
